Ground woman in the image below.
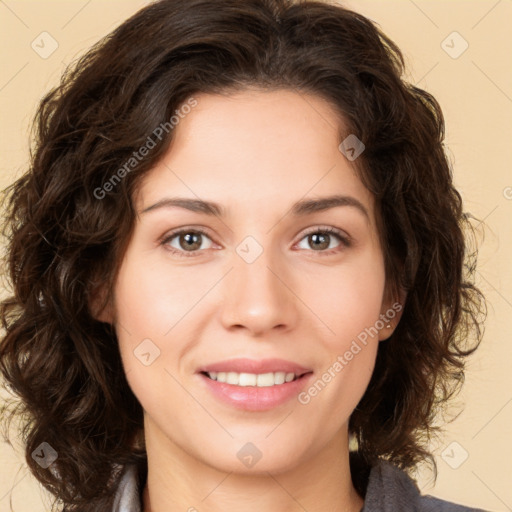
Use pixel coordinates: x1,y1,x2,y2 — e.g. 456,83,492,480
0,0,488,510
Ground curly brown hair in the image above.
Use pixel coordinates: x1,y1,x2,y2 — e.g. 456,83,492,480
0,0,486,510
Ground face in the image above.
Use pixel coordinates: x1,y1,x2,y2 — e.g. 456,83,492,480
106,89,396,474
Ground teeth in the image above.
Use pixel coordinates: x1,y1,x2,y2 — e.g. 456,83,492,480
206,371,298,386
239,373,257,386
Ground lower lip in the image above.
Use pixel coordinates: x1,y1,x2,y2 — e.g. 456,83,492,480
198,372,314,411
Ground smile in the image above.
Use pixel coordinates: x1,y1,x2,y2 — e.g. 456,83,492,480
198,371,314,411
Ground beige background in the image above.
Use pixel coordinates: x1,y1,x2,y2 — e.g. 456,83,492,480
1,0,511,511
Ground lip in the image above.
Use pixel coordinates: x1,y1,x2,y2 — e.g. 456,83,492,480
197,358,312,376
196,358,314,412
198,372,314,411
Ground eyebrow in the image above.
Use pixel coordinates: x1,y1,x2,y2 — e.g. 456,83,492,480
140,194,369,219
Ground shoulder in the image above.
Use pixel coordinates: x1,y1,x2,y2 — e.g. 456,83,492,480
362,458,491,512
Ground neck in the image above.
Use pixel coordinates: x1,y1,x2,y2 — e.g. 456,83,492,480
141,418,364,512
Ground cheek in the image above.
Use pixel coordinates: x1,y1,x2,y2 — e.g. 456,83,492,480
113,251,211,340
294,250,385,411
299,251,386,346
112,255,191,417
112,250,218,399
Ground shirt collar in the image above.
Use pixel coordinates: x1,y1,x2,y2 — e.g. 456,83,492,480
112,463,142,512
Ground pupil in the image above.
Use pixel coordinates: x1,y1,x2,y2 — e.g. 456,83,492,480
182,233,201,250
311,233,329,250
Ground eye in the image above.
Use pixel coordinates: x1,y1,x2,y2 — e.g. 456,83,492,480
160,225,351,258
160,227,215,258
295,226,351,255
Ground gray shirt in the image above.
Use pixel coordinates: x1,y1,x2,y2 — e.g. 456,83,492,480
112,459,490,512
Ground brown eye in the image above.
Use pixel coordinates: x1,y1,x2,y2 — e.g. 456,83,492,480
308,232,331,251
296,227,351,254
177,232,203,251
161,228,214,257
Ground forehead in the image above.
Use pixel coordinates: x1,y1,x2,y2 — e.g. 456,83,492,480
135,88,374,223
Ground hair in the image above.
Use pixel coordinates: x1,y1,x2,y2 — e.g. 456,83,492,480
0,0,486,510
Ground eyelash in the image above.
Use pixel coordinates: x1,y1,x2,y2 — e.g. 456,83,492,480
160,226,351,258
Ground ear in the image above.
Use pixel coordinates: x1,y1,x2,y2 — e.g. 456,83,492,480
377,286,407,341
88,282,114,325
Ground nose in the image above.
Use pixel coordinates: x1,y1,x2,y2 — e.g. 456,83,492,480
220,245,299,336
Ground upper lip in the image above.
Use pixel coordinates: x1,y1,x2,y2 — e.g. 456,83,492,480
198,358,312,376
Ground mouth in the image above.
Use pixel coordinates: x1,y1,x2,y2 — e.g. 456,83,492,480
196,360,314,411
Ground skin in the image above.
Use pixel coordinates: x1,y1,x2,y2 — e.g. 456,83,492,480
99,89,402,512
